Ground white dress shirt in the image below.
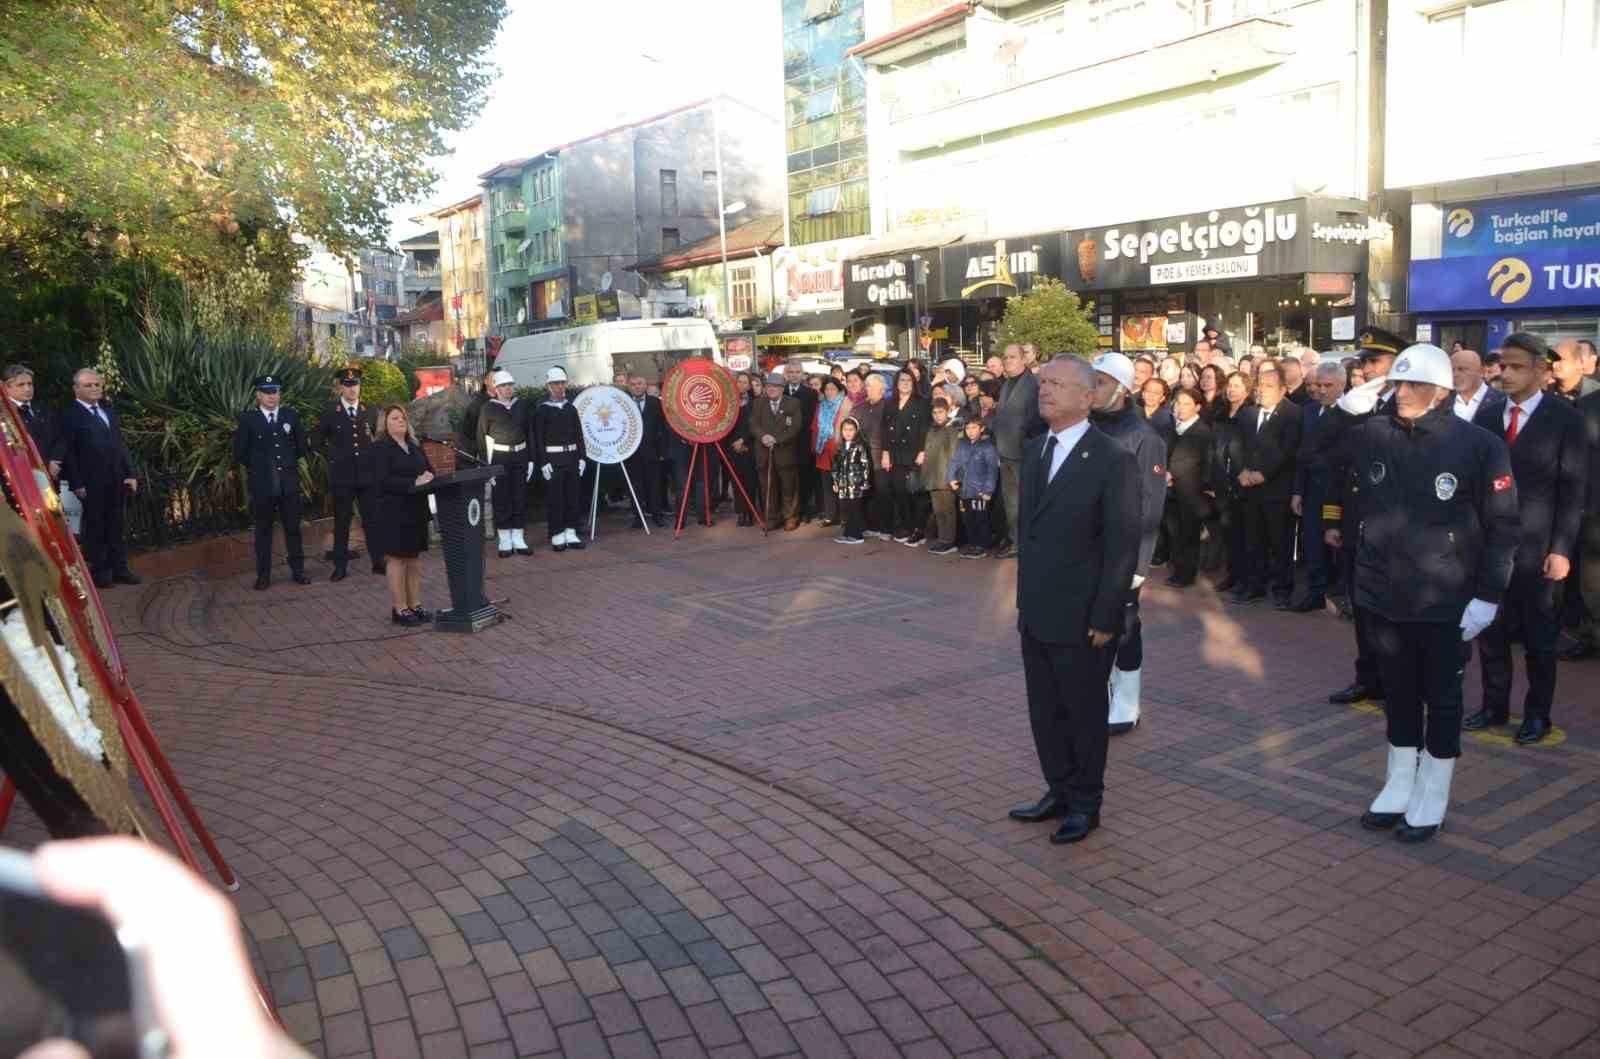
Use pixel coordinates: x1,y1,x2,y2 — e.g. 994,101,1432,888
1454,382,1490,422
1504,389,1542,433
78,399,108,427
1174,415,1198,436
1044,419,1091,484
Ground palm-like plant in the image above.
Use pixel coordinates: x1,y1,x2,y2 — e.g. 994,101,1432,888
118,310,334,505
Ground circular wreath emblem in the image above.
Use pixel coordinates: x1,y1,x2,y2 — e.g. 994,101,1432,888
574,385,644,465
467,498,482,527
662,358,738,444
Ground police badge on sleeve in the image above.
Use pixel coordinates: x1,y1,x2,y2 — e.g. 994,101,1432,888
1435,472,1458,501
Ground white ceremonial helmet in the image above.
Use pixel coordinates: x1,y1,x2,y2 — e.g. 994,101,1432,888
545,366,568,384
491,370,515,387
1091,352,1137,393
940,358,967,382
1388,344,1453,389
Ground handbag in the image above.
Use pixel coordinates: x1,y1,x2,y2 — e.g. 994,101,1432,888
904,468,925,493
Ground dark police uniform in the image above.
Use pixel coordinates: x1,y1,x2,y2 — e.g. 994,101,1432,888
312,370,382,579
1089,396,1167,734
477,396,531,551
532,396,586,548
232,376,309,588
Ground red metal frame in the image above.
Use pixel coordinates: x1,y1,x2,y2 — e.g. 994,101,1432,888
672,441,765,540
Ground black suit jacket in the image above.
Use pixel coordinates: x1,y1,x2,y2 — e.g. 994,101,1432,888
1580,389,1600,518
12,400,55,460
630,393,669,462
1465,386,1507,431
233,406,307,500
1483,394,1587,573
1293,402,1335,499
311,400,380,492
1162,418,1213,517
1230,399,1303,501
1016,425,1140,644
56,401,135,490
785,384,819,455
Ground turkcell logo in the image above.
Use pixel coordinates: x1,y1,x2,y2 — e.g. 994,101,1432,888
1443,188,1600,257
1486,257,1532,304
1412,246,1600,312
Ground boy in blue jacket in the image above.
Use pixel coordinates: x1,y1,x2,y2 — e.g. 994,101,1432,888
947,416,999,559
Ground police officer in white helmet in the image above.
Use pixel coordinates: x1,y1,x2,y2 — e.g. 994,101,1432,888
1344,344,1518,841
1088,352,1169,736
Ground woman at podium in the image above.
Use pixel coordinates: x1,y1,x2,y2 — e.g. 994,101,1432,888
372,404,436,625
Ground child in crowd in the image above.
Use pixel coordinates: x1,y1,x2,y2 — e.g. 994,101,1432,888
831,416,872,545
920,398,960,555
947,416,999,560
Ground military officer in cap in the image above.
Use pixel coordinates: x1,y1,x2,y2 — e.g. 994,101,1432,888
233,375,311,590
532,366,587,551
476,369,532,557
1088,352,1169,735
1298,326,1407,705
1345,344,1517,841
312,367,383,580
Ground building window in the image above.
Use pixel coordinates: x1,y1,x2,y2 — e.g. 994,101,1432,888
703,170,718,200
660,170,678,215
730,265,757,318
662,228,680,251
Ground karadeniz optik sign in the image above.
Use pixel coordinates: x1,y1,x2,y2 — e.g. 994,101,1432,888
1441,188,1600,258
1059,198,1370,290
844,255,931,310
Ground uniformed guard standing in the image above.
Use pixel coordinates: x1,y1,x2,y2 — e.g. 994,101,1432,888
532,366,587,552
476,369,532,558
312,367,383,581
1342,344,1518,842
1088,353,1169,736
233,375,311,590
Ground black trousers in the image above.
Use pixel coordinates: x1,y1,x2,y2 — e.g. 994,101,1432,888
886,465,922,537
490,455,528,530
1219,498,1247,581
1242,491,1295,600
625,451,664,517
1163,494,1206,584
840,497,865,539
672,449,721,517
79,482,130,578
959,501,992,550
546,464,584,538
1114,585,1143,672
1480,571,1561,721
728,446,758,518
1370,613,1469,758
1020,627,1118,814
252,490,304,579
868,466,893,532
798,455,819,517
818,469,840,522
758,458,798,525
1300,489,1339,598
331,484,381,566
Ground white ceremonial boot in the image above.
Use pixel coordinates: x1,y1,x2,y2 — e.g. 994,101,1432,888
1360,745,1419,830
511,528,531,555
563,527,586,550
496,530,513,557
1108,667,1141,736
1396,751,1454,843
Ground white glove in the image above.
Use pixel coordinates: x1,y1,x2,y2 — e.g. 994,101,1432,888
578,459,587,476
1460,598,1498,642
541,463,553,481
1336,377,1387,416
1131,574,1145,590
525,463,534,482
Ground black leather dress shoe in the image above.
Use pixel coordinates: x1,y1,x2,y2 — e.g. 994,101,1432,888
568,537,586,550
330,567,348,582
254,577,270,591
1515,717,1552,745
1289,595,1326,613
291,571,312,586
1329,682,1382,705
1559,641,1597,662
1212,576,1237,593
1008,793,1065,823
112,570,142,585
1164,574,1191,588
324,548,362,561
1273,597,1294,611
1462,708,1508,731
371,560,387,575
1395,821,1440,843
92,572,114,589
1050,812,1100,844
1360,810,1402,830
652,514,665,528
1229,589,1265,605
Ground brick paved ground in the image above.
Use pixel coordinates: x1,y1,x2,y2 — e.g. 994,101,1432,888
8,514,1600,1058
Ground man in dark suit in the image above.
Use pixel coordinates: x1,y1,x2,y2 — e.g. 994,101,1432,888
782,360,820,519
233,375,310,590
55,368,141,589
1008,357,1140,846
992,344,1046,557
1290,361,1346,612
749,372,802,531
1569,386,1600,661
312,367,382,581
1550,339,1600,405
1465,333,1588,745
1229,362,1303,607
1450,347,1506,429
3,364,57,474
624,373,669,527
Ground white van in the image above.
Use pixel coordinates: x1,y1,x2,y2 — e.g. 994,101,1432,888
493,319,722,388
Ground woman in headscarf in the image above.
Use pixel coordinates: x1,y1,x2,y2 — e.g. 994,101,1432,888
812,376,847,527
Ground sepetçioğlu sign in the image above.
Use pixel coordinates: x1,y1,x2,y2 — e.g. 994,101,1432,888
1058,197,1370,290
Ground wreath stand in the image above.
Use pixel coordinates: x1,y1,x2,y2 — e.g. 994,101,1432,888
673,441,765,540
588,460,651,540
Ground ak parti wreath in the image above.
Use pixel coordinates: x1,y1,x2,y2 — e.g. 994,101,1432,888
662,358,738,444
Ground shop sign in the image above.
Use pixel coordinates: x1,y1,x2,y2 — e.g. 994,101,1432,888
1059,198,1367,291
1411,245,1600,312
1442,188,1600,258
595,291,621,319
573,294,599,324
772,238,864,314
757,329,847,348
937,235,1061,302
845,254,937,310
720,332,756,372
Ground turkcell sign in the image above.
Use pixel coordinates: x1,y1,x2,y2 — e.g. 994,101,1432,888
1410,246,1600,312
1442,188,1600,257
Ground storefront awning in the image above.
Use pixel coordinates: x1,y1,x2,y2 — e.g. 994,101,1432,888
849,222,978,259
756,309,855,348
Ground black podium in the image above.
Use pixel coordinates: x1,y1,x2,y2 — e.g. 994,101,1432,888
413,465,504,633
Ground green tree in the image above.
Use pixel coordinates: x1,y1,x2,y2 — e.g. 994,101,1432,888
994,278,1101,360
358,359,410,410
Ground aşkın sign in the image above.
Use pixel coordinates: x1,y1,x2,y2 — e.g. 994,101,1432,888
936,234,1061,302
1059,198,1368,291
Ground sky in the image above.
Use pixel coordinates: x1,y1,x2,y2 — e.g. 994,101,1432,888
389,0,784,241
